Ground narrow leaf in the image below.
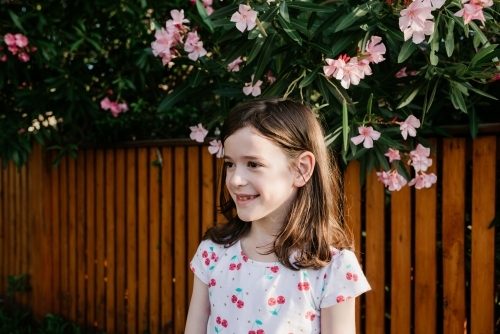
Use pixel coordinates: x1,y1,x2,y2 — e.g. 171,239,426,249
469,107,479,139
246,38,265,64
278,14,302,45
280,1,290,22
445,19,455,57
158,83,195,113
398,40,417,63
287,2,336,12
210,4,239,19
335,3,369,32
397,82,424,109
253,34,277,85
342,100,349,153
222,38,254,66
196,0,214,33
8,10,26,33
299,68,319,88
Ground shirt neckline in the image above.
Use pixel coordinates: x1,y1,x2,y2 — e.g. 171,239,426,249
236,240,281,267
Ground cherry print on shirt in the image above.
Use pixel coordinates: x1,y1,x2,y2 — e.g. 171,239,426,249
321,273,327,291
297,271,311,290
214,316,228,332
305,311,316,321
229,254,243,270
248,319,265,334
241,250,249,262
209,278,216,296
336,295,345,303
263,263,280,280
231,288,245,309
268,295,285,316
202,246,218,270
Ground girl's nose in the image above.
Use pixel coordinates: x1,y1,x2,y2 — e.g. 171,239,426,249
227,168,247,187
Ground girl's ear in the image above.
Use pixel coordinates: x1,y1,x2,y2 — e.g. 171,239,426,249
293,151,315,187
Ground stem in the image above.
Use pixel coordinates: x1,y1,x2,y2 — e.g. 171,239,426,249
255,18,268,37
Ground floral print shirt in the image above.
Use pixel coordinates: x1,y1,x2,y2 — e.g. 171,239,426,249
190,239,371,334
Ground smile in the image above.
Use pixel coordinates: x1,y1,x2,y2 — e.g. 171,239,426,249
235,194,259,204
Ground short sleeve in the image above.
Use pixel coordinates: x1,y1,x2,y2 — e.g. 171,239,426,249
189,240,213,285
320,249,371,308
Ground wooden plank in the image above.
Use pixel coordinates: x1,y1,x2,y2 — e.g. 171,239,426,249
59,156,69,318
149,148,161,334
68,156,77,320
187,146,201,302
105,149,116,334
42,147,54,313
414,138,437,334
15,159,22,305
215,157,225,224
0,160,4,297
85,149,96,328
95,149,106,330
442,138,466,334
364,170,385,334
8,162,16,303
76,151,86,325
343,160,362,333
126,148,138,332
390,167,411,334
471,136,496,334
201,146,215,235
174,147,187,334
138,147,149,334
115,149,127,334
51,152,61,316
20,163,28,308
161,147,174,333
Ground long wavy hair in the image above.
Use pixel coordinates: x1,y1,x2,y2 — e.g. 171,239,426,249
203,97,352,270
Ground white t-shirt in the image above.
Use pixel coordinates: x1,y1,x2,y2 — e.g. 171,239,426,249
190,239,371,334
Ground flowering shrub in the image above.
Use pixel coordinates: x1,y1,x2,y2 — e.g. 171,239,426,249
151,0,500,190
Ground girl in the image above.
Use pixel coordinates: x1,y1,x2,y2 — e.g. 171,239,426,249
185,98,370,334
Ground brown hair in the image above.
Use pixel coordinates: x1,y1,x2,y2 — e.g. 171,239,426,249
203,97,352,270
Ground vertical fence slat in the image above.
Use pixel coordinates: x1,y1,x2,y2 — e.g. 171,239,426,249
471,136,496,334
60,156,69,318
115,149,127,333
126,148,138,331
105,149,116,334
8,162,15,302
85,149,96,328
76,151,86,325
15,160,21,293
0,160,4,297
201,147,215,235
138,147,149,333
187,146,201,303
51,152,61,316
42,147,54,313
442,138,466,334
149,148,161,334
365,170,385,334
414,138,437,334
344,160,362,333
161,147,174,333
68,156,77,320
174,147,187,334
391,168,411,334
95,149,106,330
21,162,29,308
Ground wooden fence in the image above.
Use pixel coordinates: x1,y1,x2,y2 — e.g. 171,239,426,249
0,134,497,334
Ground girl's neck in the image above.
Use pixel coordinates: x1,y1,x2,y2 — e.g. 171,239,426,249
240,220,282,263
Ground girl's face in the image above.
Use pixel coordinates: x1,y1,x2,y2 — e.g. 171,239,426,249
224,126,298,226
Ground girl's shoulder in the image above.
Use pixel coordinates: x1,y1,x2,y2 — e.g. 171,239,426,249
189,238,236,284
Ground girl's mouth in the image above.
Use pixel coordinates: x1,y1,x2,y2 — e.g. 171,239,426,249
236,194,259,204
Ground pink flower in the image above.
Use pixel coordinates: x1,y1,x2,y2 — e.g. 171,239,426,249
395,67,408,78
323,57,340,78
385,148,401,162
377,170,408,191
160,51,174,65
421,0,445,8
399,115,420,139
357,58,372,77
243,74,263,96
8,45,18,55
118,103,128,112
455,3,485,24
151,28,175,57
170,9,190,26
185,31,200,47
230,4,258,33
410,144,432,172
365,36,386,64
14,34,28,48
208,140,224,158
184,40,207,61
18,53,29,62
205,6,214,15
189,124,209,142
399,1,435,44
227,57,243,72
109,103,121,117
351,126,381,149
336,57,364,89
4,33,16,46
409,172,437,189
100,97,112,110
0,55,6,62
101,97,127,117
267,70,276,84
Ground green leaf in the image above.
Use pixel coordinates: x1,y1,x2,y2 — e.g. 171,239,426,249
279,1,290,22
253,34,278,85
397,81,424,109
450,83,467,113
374,145,390,171
248,7,279,39
210,4,239,19
312,11,344,38
246,38,265,64
462,83,498,100
342,100,349,154
488,212,500,228
196,0,214,33
212,18,233,28
287,2,336,12
222,38,254,67
331,31,359,56
278,14,302,45
69,39,84,53
299,68,319,88
445,19,455,57
393,160,411,182
398,40,417,63
158,83,197,113
311,42,332,56
470,44,499,68
307,12,317,30
212,88,245,97
469,107,479,139
189,71,205,88
469,21,489,46
335,3,369,32
8,10,26,34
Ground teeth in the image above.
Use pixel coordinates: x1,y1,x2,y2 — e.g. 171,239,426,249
239,195,256,200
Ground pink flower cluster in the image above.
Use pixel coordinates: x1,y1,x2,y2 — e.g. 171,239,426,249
230,4,258,33
2,33,36,62
323,36,386,89
100,97,128,117
454,0,493,24
399,0,438,44
189,124,225,157
151,10,207,65
191,0,214,15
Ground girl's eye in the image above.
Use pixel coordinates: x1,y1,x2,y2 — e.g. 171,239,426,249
248,161,260,168
224,161,234,168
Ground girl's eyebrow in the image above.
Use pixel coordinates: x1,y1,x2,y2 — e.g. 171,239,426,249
223,155,265,161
